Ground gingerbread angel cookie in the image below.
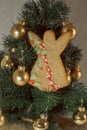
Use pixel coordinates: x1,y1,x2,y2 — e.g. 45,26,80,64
28,28,74,92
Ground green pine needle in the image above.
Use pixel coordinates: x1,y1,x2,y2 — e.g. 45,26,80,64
31,88,61,114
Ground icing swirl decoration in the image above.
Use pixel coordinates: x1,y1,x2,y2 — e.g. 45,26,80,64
39,42,58,91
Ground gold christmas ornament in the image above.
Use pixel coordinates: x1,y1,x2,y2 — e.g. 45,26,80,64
66,68,72,85
1,55,14,69
0,110,5,127
12,66,29,86
73,106,87,125
61,22,77,39
10,21,26,39
72,65,82,81
33,113,49,130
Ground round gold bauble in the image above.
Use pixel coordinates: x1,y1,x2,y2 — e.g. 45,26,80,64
73,106,87,125
0,111,5,127
33,113,49,130
11,23,26,39
61,22,77,39
33,124,48,130
12,66,29,86
1,55,14,69
72,65,82,81
33,121,49,130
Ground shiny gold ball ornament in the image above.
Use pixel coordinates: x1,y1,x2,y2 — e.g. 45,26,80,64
0,110,5,127
72,65,82,81
61,22,77,39
12,66,29,86
11,21,26,39
73,106,87,125
66,68,72,85
1,55,14,69
33,113,49,130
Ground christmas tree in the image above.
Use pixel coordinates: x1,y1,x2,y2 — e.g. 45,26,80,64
0,0,87,129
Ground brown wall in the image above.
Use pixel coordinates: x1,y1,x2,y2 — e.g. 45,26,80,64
0,0,87,83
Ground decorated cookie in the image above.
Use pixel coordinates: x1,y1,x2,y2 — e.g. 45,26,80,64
28,30,73,92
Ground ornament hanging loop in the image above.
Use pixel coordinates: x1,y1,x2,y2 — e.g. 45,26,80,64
81,98,83,107
19,50,25,66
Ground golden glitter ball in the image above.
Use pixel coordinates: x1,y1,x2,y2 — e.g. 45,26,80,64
33,120,49,130
1,55,14,69
61,22,77,39
33,113,49,130
73,106,87,125
12,66,29,86
0,111,5,127
11,23,26,39
72,65,82,81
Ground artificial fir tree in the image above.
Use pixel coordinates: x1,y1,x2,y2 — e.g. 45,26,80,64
0,0,87,129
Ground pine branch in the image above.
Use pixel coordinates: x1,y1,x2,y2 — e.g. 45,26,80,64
61,82,87,111
62,43,82,69
31,88,61,115
19,0,70,37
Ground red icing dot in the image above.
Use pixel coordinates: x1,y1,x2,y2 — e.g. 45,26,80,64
29,80,35,85
40,67,43,70
30,40,35,46
38,53,41,57
48,77,51,80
